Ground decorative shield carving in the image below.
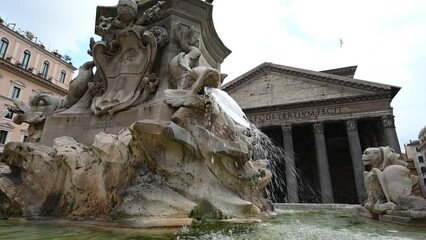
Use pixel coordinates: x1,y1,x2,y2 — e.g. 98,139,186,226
91,29,157,115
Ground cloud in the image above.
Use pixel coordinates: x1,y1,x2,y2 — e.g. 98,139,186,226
0,0,116,65
213,0,426,149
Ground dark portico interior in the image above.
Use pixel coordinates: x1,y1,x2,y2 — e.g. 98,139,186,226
261,117,387,204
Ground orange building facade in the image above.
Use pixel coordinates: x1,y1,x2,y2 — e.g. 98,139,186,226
0,21,76,153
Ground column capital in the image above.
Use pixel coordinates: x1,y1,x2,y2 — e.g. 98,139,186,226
281,125,292,135
345,119,358,132
381,115,395,128
313,122,324,134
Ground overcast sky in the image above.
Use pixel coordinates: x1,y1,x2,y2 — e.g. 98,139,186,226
1,0,425,151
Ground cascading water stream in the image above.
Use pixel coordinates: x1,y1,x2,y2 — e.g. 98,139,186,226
205,87,300,204
251,127,290,202
204,87,251,129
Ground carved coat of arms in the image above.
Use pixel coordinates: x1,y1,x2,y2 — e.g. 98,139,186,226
91,29,157,115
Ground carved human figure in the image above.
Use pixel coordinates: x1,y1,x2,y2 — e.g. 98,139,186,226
95,0,166,54
95,0,138,53
169,23,203,89
166,23,221,108
116,0,138,24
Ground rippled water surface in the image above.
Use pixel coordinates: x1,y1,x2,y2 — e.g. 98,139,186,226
1,210,425,240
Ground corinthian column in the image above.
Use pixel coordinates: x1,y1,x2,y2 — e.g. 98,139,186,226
281,125,298,203
345,119,367,204
381,115,401,153
313,122,334,203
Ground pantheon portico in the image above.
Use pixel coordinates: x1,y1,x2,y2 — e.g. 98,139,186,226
223,63,401,204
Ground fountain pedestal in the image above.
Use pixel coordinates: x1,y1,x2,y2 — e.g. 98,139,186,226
0,0,273,224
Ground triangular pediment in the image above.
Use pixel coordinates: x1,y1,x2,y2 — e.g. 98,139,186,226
222,63,400,110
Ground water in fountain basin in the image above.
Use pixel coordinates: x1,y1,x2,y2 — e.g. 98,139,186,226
2,210,425,239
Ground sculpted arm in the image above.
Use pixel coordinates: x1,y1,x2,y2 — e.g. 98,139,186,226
174,23,201,69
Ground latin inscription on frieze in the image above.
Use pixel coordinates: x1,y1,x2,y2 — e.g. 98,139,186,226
248,106,344,122
82,115,126,131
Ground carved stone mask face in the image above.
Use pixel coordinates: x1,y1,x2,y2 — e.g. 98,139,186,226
29,94,59,113
117,6,136,23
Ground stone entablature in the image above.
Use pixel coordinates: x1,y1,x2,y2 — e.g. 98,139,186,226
246,99,393,127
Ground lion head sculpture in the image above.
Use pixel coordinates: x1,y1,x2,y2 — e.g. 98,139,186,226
362,146,406,170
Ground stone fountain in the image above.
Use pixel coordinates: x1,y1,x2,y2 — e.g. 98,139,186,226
0,0,273,226
2,0,426,231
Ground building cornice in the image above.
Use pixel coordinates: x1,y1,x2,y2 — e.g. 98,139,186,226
0,94,12,102
0,58,68,95
243,92,393,114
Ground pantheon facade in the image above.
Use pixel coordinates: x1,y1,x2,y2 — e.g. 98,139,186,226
223,63,401,205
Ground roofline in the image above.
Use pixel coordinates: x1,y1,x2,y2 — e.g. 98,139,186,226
0,24,77,70
320,65,358,77
222,62,401,100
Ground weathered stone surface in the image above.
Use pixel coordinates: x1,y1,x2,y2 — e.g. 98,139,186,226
0,187,21,219
362,146,426,222
379,212,426,226
117,181,197,217
40,102,174,146
0,130,135,218
0,142,61,216
0,115,272,220
171,105,272,212
121,119,270,219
